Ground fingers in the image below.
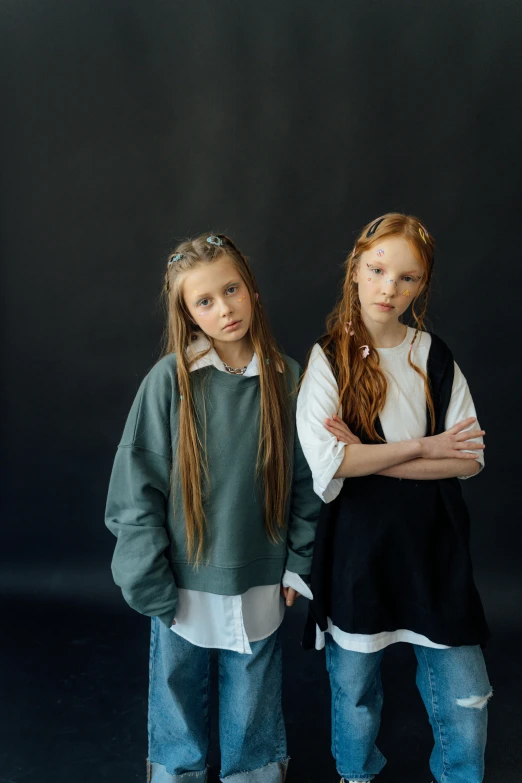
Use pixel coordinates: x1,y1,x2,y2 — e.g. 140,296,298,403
285,588,301,607
454,440,485,451
454,429,485,442
325,416,358,444
456,451,482,459
448,417,476,434
325,425,352,443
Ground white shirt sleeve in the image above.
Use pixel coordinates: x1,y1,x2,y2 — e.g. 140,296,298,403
296,343,346,503
444,362,485,479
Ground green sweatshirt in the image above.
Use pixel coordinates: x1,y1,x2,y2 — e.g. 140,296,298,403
105,353,321,626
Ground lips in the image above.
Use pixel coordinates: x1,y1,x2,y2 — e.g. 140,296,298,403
223,320,241,330
375,303,394,311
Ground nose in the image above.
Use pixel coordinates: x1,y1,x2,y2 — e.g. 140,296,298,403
219,297,233,316
382,277,397,295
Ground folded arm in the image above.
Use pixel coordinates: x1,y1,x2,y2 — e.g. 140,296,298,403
327,414,484,479
378,457,481,480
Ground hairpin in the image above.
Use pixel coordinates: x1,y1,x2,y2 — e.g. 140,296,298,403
168,253,184,267
360,345,370,358
366,218,385,237
206,236,223,247
255,292,259,300
344,321,355,336
418,226,427,243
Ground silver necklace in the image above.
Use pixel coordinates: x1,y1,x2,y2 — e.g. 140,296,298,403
222,360,248,375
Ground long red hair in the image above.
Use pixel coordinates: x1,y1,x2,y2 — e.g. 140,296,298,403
321,213,436,442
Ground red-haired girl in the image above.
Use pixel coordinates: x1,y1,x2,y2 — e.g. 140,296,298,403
106,234,320,783
297,214,491,783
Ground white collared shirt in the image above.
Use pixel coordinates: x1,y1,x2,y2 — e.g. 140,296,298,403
170,335,310,653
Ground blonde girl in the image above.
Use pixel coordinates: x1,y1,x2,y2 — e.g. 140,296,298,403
106,234,320,783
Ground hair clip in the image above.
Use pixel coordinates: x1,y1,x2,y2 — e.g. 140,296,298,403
366,218,385,237
265,358,270,365
344,321,355,336
418,226,427,243
206,236,223,247
360,345,370,358
254,292,259,300
168,253,184,267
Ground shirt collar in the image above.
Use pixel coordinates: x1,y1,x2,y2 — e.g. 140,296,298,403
186,334,260,377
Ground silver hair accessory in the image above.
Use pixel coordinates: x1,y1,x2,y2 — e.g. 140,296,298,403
168,253,184,267
206,236,223,247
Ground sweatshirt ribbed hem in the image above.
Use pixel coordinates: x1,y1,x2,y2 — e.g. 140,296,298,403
173,557,286,594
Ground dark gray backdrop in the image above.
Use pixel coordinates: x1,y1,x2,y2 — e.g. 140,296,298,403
1,1,521,780
2,0,520,602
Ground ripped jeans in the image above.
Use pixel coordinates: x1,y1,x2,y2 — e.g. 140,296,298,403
325,636,492,783
147,618,288,783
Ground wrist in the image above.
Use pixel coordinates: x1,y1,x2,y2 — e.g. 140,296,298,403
410,439,424,459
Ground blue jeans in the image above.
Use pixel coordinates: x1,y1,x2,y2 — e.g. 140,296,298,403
325,636,492,783
147,618,288,782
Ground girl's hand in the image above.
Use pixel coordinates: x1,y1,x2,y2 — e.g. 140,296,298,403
281,585,301,606
419,417,485,460
324,414,362,445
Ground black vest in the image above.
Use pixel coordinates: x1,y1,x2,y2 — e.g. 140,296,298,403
303,333,490,649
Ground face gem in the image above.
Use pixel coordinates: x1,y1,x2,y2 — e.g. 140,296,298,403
386,279,395,285
376,249,384,257
367,277,372,281
403,289,411,297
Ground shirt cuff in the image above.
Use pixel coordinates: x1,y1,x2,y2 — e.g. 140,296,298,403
459,457,485,480
282,570,313,601
312,447,346,502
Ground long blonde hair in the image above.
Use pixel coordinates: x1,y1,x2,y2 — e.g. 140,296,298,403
162,234,291,564
322,213,436,442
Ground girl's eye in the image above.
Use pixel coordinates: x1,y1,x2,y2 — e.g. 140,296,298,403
403,276,418,283
370,268,382,275
199,299,210,307
226,286,238,295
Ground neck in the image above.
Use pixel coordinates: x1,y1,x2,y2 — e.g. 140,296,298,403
213,335,254,368
360,314,407,349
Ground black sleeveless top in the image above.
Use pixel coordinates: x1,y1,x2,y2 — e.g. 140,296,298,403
303,333,490,649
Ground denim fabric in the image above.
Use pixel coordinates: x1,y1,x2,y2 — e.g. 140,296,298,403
147,618,288,783
325,636,491,783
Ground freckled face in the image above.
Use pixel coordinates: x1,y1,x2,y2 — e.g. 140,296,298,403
181,256,253,344
353,236,425,325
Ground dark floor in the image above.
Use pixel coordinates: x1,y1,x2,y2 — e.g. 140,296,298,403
1,593,520,783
